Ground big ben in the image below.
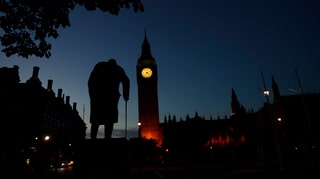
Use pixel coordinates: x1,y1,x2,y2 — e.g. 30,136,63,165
136,32,162,145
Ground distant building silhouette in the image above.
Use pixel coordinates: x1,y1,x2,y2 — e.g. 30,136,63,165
0,65,86,168
159,92,256,165
156,78,320,168
135,33,257,165
134,33,320,169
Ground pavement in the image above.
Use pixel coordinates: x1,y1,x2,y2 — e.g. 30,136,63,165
1,162,319,179
128,164,319,179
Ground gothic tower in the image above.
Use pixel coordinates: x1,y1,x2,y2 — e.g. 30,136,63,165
136,32,162,145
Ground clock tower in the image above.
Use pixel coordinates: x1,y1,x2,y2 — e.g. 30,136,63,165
136,32,162,145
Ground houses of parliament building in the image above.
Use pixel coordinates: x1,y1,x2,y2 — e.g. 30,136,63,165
136,34,320,169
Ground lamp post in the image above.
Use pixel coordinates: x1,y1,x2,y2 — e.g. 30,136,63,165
261,70,282,171
288,68,320,168
289,87,319,166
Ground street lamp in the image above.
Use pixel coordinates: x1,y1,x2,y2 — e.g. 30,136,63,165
138,122,141,138
289,87,319,167
44,135,51,142
289,68,320,167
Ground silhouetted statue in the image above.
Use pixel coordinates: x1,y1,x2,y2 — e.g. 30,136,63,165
88,59,130,139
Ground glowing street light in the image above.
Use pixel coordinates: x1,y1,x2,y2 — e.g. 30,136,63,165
44,135,51,141
138,122,142,138
277,117,282,122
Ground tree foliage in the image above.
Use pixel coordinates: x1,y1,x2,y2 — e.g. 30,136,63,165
0,0,144,59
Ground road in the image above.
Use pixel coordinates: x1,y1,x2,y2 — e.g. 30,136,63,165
2,162,318,179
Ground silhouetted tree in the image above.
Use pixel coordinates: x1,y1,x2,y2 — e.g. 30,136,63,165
168,113,172,123
194,111,199,119
0,0,144,59
164,115,167,123
186,114,190,121
172,115,176,123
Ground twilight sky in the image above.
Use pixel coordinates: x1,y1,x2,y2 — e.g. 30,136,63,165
1,0,320,139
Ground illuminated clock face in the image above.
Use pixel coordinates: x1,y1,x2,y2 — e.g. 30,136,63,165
141,67,152,78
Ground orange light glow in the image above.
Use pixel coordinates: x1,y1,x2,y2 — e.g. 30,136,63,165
205,133,246,147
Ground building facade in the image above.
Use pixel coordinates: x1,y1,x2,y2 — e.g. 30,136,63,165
0,65,86,168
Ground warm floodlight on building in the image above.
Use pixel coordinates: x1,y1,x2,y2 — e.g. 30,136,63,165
263,90,269,96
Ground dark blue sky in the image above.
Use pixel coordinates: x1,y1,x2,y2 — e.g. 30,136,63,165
1,0,320,138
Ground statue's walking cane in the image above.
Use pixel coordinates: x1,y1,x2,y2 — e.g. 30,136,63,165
125,100,128,139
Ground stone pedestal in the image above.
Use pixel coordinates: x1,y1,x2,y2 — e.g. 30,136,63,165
72,138,131,178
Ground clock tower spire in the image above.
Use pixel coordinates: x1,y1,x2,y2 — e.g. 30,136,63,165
136,32,162,145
